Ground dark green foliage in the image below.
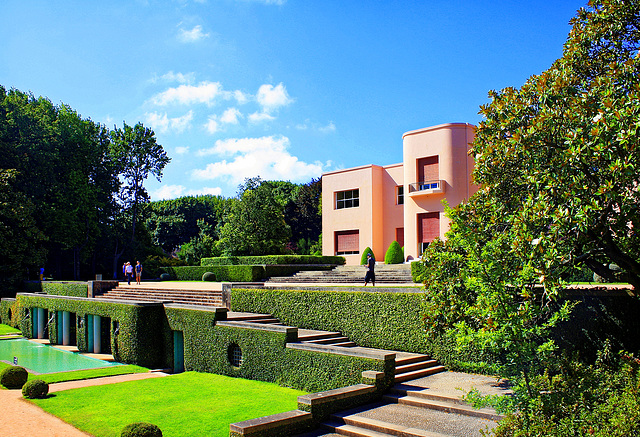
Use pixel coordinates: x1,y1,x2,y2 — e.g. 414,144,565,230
410,261,427,283
159,273,171,281
161,265,266,282
231,288,431,354
218,180,292,256
142,256,188,280
17,294,166,368
384,241,404,265
22,379,49,399
201,255,345,266
165,306,392,392
0,365,28,389
360,248,374,265
42,282,88,297
202,272,216,282
121,422,163,437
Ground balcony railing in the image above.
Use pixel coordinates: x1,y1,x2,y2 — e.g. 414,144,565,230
408,180,444,194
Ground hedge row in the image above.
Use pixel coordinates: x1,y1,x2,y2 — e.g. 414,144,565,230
160,265,334,282
410,261,427,283
11,295,166,368
160,266,265,282
42,282,88,297
165,305,391,392
201,255,345,266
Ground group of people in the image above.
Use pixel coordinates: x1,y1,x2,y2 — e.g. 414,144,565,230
122,261,143,285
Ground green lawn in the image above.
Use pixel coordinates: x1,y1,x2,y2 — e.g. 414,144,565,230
30,371,305,437
0,324,21,335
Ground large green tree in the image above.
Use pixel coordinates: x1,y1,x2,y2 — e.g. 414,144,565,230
218,178,292,256
108,122,170,277
421,0,640,429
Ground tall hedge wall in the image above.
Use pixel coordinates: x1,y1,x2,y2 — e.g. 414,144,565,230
42,282,88,297
164,306,392,392
161,266,266,282
201,255,345,266
13,294,167,368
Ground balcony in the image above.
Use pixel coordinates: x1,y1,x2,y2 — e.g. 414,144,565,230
408,180,445,196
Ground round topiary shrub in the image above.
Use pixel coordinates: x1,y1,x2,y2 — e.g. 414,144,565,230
121,422,163,437
202,272,216,282
384,240,404,264
0,365,28,389
159,273,171,281
360,247,375,265
22,379,49,399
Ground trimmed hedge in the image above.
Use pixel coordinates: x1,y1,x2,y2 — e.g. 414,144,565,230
161,266,266,282
411,261,427,283
16,294,166,368
42,281,88,297
360,248,375,265
201,255,345,266
121,422,163,437
164,306,392,392
0,298,15,326
1,365,28,389
384,241,404,265
22,379,49,399
230,288,496,372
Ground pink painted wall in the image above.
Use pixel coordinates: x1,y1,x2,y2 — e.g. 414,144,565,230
402,123,476,261
322,123,476,265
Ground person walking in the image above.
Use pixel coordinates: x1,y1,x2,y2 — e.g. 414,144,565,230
135,261,143,285
364,253,375,286
125,262,134,285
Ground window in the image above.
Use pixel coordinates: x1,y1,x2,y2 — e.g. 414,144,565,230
418,212,439,254
336,189,359,209
396,186,404,205
335,230,359,255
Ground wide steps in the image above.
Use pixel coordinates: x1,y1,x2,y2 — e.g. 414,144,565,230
97,287,224,307
269,265,414,284
382,394,502,422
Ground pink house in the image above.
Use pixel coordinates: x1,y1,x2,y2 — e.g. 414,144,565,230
322,123,477,265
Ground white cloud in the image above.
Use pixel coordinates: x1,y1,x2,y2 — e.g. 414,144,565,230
220,107,242,124
319,121,336,133
149,81,248,107
151,184,223,200
204,116,219,134
256,83,293,112
175,146,190,154
248,111,275,123
160,71,195,84
192,135,325,184
178,25,210,43
143,110,194,134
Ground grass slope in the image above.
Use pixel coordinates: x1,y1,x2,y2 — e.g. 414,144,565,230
31,371,305,437
0,324,21,335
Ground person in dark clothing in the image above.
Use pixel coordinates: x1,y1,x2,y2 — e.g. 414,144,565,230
364,253,375,286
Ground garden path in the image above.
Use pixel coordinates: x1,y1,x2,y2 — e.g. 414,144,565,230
0,372,168,437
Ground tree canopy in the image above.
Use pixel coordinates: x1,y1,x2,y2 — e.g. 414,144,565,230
421,0,640,431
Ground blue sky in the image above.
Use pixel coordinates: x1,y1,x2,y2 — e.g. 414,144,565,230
0,0,585,200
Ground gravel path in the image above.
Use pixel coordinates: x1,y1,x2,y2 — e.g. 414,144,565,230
0,372,168,437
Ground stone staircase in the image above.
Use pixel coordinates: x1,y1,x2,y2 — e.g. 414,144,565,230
300,372,509,437
225,312,443,383
268,264,414,284
95,285,224,307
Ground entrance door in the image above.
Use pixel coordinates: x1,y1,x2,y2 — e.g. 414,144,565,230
173,331,185,373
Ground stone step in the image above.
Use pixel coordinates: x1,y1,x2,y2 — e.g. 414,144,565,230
394,366,446,383
304,336,352,345
226,313,275,322
389,386,469,407
297,331,343,342
322,421,395,437
395,359,439,375
382,394,502,421
325,414,450,437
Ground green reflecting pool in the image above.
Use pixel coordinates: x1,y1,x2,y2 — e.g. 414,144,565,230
0,338,121,374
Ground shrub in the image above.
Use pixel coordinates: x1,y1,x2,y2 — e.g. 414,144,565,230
121,422,163,437
159,273,171,281
202,272,216,282
0,365,28,389
360,247,375,265
384,241,404,264
22,379,49,399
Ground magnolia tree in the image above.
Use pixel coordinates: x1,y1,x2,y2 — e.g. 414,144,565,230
421,0,640,415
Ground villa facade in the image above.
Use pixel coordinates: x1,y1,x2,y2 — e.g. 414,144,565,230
322,122,477,265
